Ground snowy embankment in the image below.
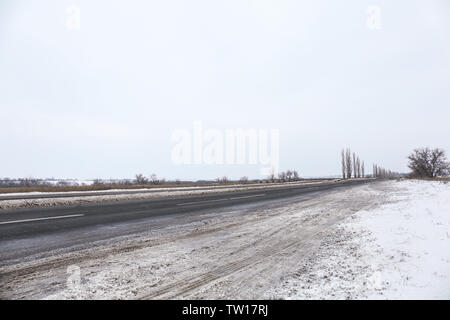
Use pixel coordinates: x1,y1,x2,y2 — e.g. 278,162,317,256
267,179,450,299
0,180,338,211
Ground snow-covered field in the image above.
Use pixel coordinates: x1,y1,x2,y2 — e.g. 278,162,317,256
266,179,450,299
351,180,450,299
1,179,449,299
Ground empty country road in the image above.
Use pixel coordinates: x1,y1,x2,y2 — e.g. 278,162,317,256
0,179,384,300
0,179,370,265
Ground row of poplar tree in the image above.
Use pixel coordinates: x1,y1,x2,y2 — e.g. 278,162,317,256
341,148,398,179
341,148,365,179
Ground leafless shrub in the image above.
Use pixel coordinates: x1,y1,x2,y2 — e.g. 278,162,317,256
93,179,105,186
286,170,293,181
216,176,229,184
135,174,148,185
267,168,276,183
239,176,248,183
149,173,159,184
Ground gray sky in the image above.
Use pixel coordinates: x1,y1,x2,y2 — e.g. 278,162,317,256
1,0,449,180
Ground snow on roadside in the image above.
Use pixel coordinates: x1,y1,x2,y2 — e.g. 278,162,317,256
266,179,450,299
0,180,339,211
0,185,234,198
358,180,450,299
0,180,331,198
0,189,230,210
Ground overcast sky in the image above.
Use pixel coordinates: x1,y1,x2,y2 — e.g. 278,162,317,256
1,0,449,180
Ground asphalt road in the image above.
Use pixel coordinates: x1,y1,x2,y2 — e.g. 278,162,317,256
0,179,372,266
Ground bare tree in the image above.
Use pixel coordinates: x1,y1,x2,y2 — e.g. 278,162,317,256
292,170,300,180
93,178,105,186
267,168,276,183
361,161,365,178
150,173,158,184
352,153,357,178
341,149,346,179
239,176,248,183
286,170,294,181
356,157,361,178
135,173,148,185
408,147,450,178
216,176,229,184
345,149,352,179
372,164,399,179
